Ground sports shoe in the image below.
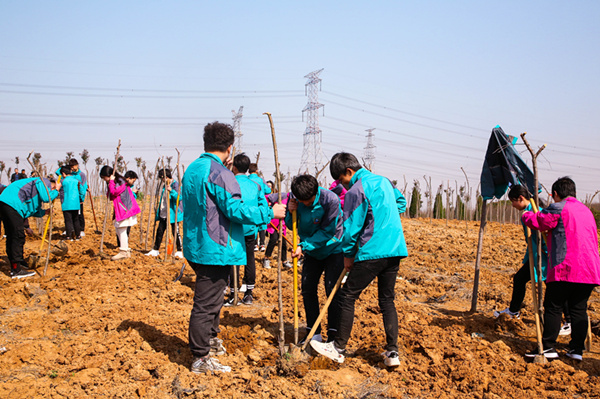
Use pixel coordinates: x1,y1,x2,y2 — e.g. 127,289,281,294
263,259,271,269
174,251,183,259
239,284,247,293
111,249,131,261
565,349,583,361
559,322,572,336
299,333,322,346
283,261,292,269
80,232,85,237
382,350,401,367
223,296,236,307
260,245,266,252
242,292,253,305
145,249,160,257
310,341,345,363
493,308,520,318
525,347,559,359
209,337,226,356
254,245,259,252
11,269,36,279
191,356,231,374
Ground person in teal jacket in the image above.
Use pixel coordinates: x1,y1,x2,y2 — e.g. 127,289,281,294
224,153,270,306
145,168,183,258
0,176,60,278
311,152,407,368
287,174,344,344
182,121,286,374
248,163,271,251
59,166,86,240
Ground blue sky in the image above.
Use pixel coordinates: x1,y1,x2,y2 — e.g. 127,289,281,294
1,1,599,199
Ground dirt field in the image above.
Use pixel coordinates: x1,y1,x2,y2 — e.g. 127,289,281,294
1,203,600,398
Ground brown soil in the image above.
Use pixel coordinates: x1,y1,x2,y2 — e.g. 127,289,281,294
1,205,600,398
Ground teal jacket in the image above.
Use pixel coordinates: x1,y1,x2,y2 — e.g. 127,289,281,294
155,180,183,223
72,170,88,200
60,175,85,211
342,168,408,262
182,153,274,266
248,173,271,195
521,203,548,282
0,177,59,218
285,187,343,260
235,174,269,237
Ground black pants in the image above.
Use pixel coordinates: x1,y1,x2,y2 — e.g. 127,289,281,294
188,262,230,358
265,230,287,261
510,261,571,322
154,218,182,251
78,202,85,231
63,210,81,238
542,281,595,353
258,230,266,247
229,235,257,291
0,202,26,264
301,252,344,337
335,257,400,352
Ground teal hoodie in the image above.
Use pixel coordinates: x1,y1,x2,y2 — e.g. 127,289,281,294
0,177,58,218
59,175,85,211
182,153,274,266
285,187,343,260
235,174,269,237
521,203,548,282
155,180,184,223
248,173,271,195
342,168,408,262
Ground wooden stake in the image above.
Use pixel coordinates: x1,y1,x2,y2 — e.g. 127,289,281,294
99,140,121,256
470,199,487,313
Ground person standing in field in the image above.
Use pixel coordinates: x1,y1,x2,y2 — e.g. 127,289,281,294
311,152,407,368
182,121,286,374
58,166,85,240
248,163,271,251
68,159,88,237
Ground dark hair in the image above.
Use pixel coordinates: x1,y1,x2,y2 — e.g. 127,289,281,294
99,165,124,182
158,168,172,179
552,177,576,199
508,185,531,201
204,122,234,152
291,175,319,201
266,180,276,193
124,170,138,180
233,153,250,173
60,166,72,176
21,169,26,172
68,158,79,166
248,163,258,173
330,152,362,180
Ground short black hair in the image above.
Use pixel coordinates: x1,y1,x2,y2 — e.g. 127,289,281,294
158,168,172,179
248,163,258,173
60,166,72,176
21,169,26,172
68,158,79,166
233,153,250,173
552,177,576,199
330,152,362,180
291,174,319,201
508,185,531,201
124,170,138,180
204,122,234,152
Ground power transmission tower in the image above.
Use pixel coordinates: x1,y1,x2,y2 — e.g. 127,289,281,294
364,128,376,171
300,68,325,175
231,106,244,154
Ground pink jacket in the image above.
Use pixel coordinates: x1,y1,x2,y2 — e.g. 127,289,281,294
266,192,288,235
108,178,141,222
522,197,600,285
329,179,347,209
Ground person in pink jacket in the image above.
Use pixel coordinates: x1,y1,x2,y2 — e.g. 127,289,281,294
522,177,600,361
100,166,141,261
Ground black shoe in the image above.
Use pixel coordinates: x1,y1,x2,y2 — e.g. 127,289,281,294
525,348,559,359
11,268,36,279
223,296,236,307
242,292,253,305
566,349,583,361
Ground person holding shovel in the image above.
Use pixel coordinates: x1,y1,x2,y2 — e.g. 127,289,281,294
248,163,270,251
145,168,183,259
0,176,61,278
100,166,140,261
182,121,286,374
311,152,408,367
58,166,86,240
287,174,344,344
522,177,600,361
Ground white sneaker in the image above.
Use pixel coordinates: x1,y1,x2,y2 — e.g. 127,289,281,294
145,249,160,257
493,308,520,318
174,251,183,259
111,249,131,261
79,231,85,237
382,350,401,367
191,356,231,374
239,284,247,293
263,259,271,269
310,341,345,363
559,323,572,336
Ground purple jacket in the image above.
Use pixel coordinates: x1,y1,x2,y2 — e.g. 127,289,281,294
108,178,140,222
522,197,600,285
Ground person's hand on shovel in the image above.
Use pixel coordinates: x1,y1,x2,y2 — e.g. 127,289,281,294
344,257,355,272
272,203,286,219
292,245,303,259
288,198,298,212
